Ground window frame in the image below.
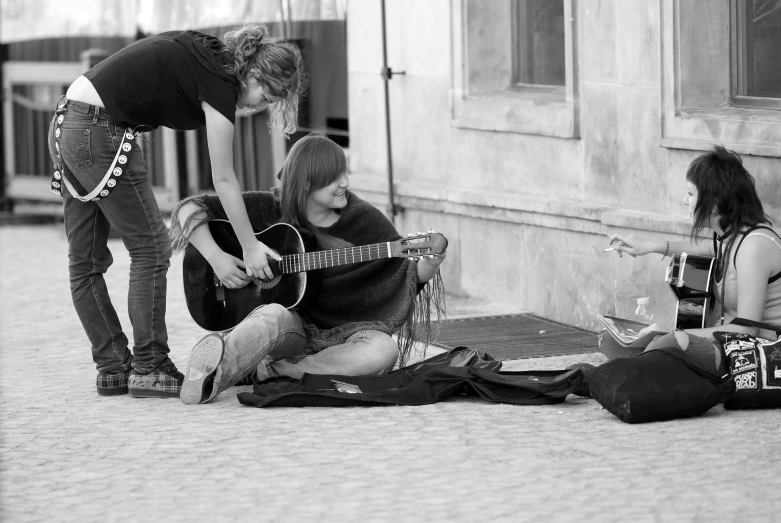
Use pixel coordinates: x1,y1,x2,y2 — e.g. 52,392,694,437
511,0,567,89
450,0,579,138
730,0,781,110
660,0,781,157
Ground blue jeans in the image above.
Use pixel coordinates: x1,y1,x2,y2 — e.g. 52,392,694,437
48,100,172,373
207,304,400,401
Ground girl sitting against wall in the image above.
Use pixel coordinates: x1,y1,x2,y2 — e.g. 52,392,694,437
604,145,781,375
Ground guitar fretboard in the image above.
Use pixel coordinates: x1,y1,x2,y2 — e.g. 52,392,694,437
280,243,391,273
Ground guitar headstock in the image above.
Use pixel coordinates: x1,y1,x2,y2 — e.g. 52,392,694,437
391,228,447,260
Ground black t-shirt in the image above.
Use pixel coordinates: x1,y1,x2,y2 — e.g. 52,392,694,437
84,30,239,130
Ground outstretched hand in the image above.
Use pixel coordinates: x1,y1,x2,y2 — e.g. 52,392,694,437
607,233,655,258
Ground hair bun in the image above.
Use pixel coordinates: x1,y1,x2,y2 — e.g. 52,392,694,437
223,24,272,58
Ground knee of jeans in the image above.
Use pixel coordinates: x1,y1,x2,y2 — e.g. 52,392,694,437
128,234,172,266
68,252,112,279
247,303,295,326
644,331,678,352
250,302,286,318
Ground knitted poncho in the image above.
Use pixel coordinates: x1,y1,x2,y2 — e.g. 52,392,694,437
170,190,444,365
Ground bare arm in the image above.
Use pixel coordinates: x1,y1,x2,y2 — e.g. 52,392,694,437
176,201,250,289
416,233,448,283
686,235,777,338
203,102,280,279
417,254,446,283
608,233,715,259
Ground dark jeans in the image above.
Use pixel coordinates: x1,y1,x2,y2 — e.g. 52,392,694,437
48,99,172,373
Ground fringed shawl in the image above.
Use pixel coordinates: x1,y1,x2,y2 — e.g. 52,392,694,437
170,190,445,366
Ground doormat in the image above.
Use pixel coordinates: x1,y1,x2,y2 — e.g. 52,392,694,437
431,314,600,360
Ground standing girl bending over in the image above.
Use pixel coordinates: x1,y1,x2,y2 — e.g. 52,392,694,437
48,25,305,398
606,146,781,374
169,134,448,405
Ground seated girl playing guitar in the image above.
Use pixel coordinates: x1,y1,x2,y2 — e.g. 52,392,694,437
170,133,448,405
606,146,781,374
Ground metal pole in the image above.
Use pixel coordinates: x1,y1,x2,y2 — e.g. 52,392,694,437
380,0,402,222
0,43,7,210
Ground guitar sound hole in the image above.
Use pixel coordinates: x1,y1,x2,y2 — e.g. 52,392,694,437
255,275,282,289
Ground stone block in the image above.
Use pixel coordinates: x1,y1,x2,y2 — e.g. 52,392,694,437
347,72,387,175
388,0,451,77
347,0,383,71
581,82,619,204
615,0,659,88
615,86,667,213
579,0,616,84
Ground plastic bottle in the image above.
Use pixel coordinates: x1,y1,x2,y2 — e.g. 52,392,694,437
635,297,653,324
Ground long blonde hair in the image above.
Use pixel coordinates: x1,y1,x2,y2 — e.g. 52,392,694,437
222,24,307,138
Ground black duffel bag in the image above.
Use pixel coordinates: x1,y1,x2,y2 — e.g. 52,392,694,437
587,348,735,424
236,346,584,408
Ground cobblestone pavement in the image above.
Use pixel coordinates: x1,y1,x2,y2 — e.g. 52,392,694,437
2,224,780,522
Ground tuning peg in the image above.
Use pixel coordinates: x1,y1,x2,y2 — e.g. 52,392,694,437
407,232,414,237
427,227,435,233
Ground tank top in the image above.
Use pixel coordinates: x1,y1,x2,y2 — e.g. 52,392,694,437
714,226,781,339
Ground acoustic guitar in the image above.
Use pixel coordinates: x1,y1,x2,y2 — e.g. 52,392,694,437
183,220,446,331
665,253,716,329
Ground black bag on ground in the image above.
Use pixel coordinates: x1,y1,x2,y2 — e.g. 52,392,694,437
587,349,735,424
236,346,584,408
714,330,781,410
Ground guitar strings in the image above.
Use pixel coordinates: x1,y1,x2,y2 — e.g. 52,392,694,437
279,243,391,273
277,239,432,274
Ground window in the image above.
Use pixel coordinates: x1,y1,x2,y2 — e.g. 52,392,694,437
732,0,781,108
512,0,565,89
451,0,578,138
660,0,781,157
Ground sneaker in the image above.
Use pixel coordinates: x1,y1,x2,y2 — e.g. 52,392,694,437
180,333,224,405
128,359,184,398
96,369,131,396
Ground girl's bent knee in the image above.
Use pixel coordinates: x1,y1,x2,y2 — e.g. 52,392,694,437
363,332,399,373
249,303,288,319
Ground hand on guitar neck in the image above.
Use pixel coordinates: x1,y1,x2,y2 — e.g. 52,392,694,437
415,230,448,259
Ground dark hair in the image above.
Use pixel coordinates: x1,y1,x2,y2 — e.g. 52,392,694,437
686,145,770,242
278,134,346,229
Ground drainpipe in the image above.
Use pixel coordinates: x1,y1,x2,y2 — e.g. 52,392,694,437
380,0,405,222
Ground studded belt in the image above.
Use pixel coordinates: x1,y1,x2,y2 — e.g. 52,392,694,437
50,100,137,203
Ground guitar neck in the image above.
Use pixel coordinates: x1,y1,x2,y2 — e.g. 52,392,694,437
279,242,393,273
